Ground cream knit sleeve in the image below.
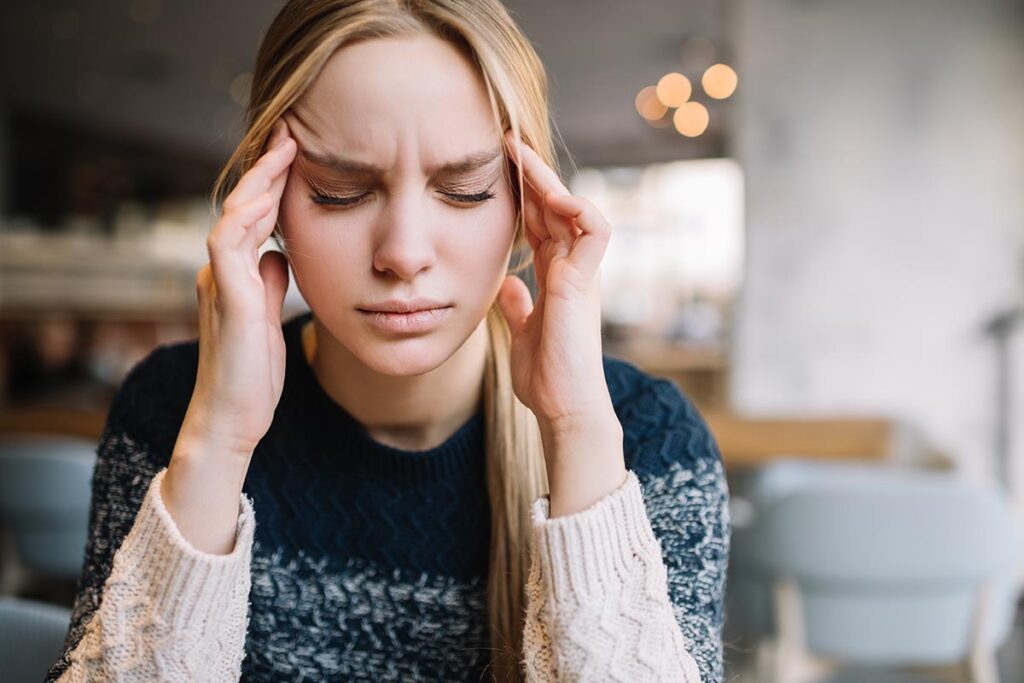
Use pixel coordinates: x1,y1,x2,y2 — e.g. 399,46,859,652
521,469,702,683
57,467,255,683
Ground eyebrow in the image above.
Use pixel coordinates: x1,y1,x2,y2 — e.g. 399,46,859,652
299,146,503,177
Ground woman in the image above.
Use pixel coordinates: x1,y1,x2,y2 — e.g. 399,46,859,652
47,1,729,681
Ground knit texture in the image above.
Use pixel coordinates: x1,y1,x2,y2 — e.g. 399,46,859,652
46,309,730,682
56,468,255,682
523,470,703,682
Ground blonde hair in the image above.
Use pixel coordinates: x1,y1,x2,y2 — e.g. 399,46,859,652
210,1,558,679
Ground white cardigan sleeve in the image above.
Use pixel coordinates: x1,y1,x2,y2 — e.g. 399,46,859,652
521,469,703,682
57,468,255,683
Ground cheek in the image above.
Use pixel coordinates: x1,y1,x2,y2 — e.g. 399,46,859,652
278,181,364,299
448,191,517,263
439,194,519,307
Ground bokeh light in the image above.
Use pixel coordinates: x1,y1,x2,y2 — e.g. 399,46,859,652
702,63,738,99
635,85,668,122
656,72,692,108
673,101,709,137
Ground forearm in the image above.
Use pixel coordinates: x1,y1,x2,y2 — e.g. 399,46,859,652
59,469,254,682
538,405,628,519
163,413,253,555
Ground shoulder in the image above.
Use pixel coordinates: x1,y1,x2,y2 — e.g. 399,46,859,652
603,353,723,481
103,336,199,463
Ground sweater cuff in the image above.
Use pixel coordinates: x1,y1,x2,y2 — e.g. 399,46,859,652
529,469,664,601
110,467,256,630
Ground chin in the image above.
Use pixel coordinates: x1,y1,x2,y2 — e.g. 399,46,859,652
358,344,450,376
348,334,461,377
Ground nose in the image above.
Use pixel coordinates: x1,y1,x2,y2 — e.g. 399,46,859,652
371,191,437,280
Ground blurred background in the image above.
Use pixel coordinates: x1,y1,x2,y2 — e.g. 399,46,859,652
0,1,1022,681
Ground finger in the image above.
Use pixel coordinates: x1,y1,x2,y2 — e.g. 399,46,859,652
496,274,533,337
543,193,612,280
521,178,550,242
223,133,296,214
541,190,579,246
207,192,276,312
266,118,288,151
247,162,290,250
259,249,289,327
520,189,551,285
503,130,570,199
521,216,541,254
504,132,574,245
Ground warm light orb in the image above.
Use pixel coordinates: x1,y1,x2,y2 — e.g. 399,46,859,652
656,72,692,107
702,63,738,99
635,85,668,121
673,101,709,137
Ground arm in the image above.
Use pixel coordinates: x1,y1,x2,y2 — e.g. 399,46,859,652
46,346,257,682
56,468,255,682
521,377,731,683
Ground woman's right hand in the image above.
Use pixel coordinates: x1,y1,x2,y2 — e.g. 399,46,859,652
162,118,296,554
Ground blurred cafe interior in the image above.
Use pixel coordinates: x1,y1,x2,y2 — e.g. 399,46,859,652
1,1,1023,682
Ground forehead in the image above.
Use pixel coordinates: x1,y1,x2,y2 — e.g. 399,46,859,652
289,34,500,171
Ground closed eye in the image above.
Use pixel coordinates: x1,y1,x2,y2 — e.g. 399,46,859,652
310,188,496,208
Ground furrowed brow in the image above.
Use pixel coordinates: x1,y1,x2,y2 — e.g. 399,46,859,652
300,146,503,177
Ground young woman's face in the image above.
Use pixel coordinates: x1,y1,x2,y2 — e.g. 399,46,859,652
278,34,518,374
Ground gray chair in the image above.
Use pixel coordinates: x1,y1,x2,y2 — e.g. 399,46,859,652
0,435,97,582
0,596,72,683
728,458,1021,683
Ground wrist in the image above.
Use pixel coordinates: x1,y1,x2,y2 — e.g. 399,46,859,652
179,398,259,459
537,408,627,519
537,404,621,445
169,421,254,498
163,431,252,556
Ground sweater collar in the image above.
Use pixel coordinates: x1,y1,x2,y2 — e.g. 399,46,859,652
280,310,486,484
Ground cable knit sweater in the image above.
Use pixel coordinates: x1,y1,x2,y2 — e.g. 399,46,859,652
46,310,730,682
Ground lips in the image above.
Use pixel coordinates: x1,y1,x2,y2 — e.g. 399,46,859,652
358,305,453,334
358,298,451,313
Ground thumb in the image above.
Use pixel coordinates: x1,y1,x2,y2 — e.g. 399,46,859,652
258,248,289,327
496,274,533,337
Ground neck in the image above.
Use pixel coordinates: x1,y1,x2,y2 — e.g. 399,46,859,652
302,314,488,451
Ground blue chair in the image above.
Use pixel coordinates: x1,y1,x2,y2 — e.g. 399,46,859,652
0,596,72,683
728,458,1021,683
0,435,97,582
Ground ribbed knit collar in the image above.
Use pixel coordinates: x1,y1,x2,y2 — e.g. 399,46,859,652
279,310,486,485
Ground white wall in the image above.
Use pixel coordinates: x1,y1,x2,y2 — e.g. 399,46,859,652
730,0,1024,495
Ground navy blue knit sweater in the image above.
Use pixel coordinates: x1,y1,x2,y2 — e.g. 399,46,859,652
46,309,730,682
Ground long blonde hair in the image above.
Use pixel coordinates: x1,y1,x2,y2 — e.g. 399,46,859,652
210,1,556,679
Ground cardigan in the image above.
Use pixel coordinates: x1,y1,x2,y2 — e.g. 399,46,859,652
45,309,730,682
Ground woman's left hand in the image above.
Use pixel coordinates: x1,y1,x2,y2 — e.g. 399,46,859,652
496,131,628,516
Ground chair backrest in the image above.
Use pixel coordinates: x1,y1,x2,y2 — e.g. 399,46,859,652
749,456,958,509
0,435,97,580
747,462,1021,663
0,596,71,683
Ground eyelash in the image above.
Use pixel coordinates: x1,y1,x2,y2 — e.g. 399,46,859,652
310,188,496,208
